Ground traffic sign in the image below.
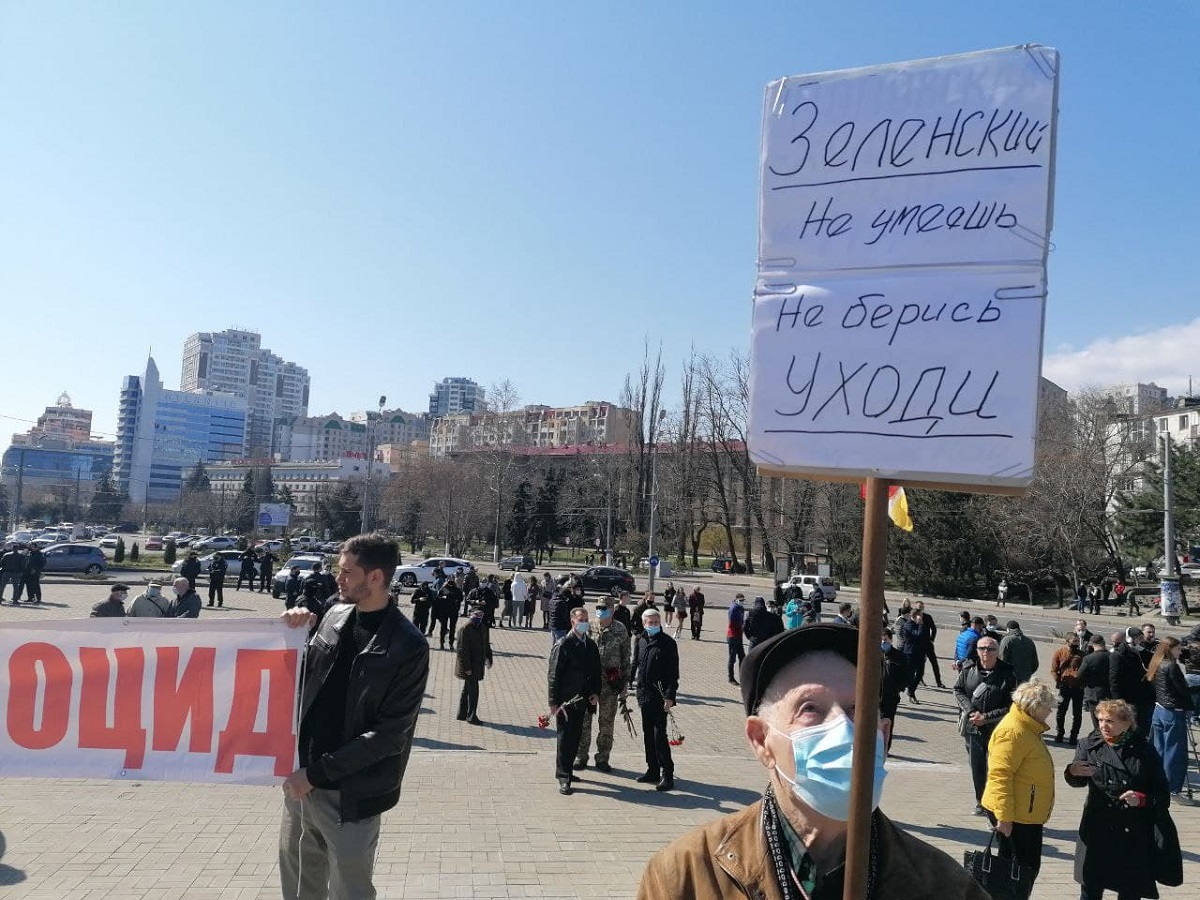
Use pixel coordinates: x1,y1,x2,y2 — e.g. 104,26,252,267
649,555,659,567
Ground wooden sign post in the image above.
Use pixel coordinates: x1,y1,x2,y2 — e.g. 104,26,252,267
750,46,1060,899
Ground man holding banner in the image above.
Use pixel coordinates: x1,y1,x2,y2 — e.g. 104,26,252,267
279,533,430,899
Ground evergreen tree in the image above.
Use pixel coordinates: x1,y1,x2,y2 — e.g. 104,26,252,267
232,470,257,533
1116,442,1200,569
277,485,298,511
130,542,140,562
185,462,212,493
88,474,127,523
163,539,177,566
530,470,562,556
318,482,362,539
113,537,126,563
0,483,9,525
506,481,533,550
401,498,424,552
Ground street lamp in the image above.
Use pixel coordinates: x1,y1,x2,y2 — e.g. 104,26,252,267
360,395,386,534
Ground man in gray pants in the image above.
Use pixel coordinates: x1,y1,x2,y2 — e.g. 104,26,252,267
279,534,429,898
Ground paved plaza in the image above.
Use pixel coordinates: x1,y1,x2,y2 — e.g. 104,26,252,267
1,574,1198,898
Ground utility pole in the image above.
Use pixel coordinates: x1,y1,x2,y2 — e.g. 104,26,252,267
1164,434,1176,575
444,481,454,557
12,448,26,531
646,409,666,594
360,396,386,534
605,476,614,567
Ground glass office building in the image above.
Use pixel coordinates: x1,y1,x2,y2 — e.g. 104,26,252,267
114,356,248,502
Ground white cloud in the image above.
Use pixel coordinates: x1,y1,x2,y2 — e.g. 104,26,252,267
1043,319,1200,395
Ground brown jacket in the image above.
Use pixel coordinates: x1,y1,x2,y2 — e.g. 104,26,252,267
1050,644,1083,690
637,800,991,900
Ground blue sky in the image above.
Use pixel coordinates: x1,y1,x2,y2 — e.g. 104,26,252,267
1,2,1197,440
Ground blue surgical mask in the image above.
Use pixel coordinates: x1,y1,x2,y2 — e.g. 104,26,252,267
880,641,892,653
470,615,484,625
645,625,662,637
597,609,611,621
574,621,591,635
770,715,887,821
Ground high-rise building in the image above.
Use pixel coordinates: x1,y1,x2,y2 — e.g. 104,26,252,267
2,394,114,514
114,356,247,503
428,377,485,417
1096,382,1169,417
428,401,631,457
181,329,310,457
273,409,431,462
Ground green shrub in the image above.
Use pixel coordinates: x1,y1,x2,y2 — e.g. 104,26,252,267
130,542,140,562
114,537,126,563
163,539,177,566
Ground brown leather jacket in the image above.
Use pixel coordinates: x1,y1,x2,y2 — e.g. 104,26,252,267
637,800,991,900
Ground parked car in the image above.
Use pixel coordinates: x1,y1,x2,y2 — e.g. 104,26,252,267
144,536,165,551
290,535,321,551
271,554,329,598
390,557,473,590
255,539,285,555
4,531,38,545
574,566,636,596
499,554,536,572
42,543,107,575
98,535,122,550
193,536,239,553
710,556,747,574
783,574,839,601
172,550,244,579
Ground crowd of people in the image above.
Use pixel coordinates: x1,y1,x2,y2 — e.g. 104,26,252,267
8,529,1198,899
0,541,45,604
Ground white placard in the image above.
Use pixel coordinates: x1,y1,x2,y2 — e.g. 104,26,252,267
750,46,1058,491
749,267,1044,488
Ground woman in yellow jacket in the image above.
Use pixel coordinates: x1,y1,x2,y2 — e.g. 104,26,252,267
982,679,1057,888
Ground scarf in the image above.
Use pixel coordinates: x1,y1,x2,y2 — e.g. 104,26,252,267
762,784,879,900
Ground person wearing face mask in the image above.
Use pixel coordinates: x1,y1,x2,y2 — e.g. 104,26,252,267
1075,618,1094,651
633,609,680,792
454,601,492,725
546,607,601,795
953,635,1017,814
637,623,989,900
574,599,631,773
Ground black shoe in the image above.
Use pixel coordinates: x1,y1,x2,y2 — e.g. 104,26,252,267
636,772,660,784
207,602,214,607
456,714,467,721
468,717,483,726
595,761,612,773
655,776,675,792
1054,733,1064,744
728,678,739,685
573,760,588,771
558,778,572,795
1068,734,1079,744
936,682,946,689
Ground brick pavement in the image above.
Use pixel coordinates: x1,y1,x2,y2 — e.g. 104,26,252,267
0,577,1197,898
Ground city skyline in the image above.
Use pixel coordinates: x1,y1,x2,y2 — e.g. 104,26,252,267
1,6,1197,443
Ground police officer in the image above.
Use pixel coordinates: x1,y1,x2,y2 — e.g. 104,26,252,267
207,552,228,607
575,598,631,773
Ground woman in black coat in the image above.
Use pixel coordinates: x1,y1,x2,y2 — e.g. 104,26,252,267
1064,699,1179,899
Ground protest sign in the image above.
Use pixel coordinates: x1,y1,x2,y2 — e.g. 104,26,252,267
750,45,1059,492
0,618,307,784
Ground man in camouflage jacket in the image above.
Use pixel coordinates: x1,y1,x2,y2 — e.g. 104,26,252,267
575,598,631,773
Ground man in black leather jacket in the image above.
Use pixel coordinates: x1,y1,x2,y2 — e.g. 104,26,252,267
633,608,681,792
953,635,1016,813
279,533,430,899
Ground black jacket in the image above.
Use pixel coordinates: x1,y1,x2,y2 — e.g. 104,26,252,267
1110,644,1153,707
1065,731,1174,896
549,595,573,631
1076,649,1112,708
172,589,202,618
180,558,202,581
300,603,430,822
0,549,25,573
547,632,601,707
1152,659,1194,711
25,548,45,574
209,556,228,580
881,647,908,721
743,601,784,648
633,630,680,707
953,659,1016,733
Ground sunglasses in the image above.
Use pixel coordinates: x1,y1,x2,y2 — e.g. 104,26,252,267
977,645,999,651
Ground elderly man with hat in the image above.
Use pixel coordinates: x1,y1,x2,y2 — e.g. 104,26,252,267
455,600,492,725
637,624,990,899
575,597,631,773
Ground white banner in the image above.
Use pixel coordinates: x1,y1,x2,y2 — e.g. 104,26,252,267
0,618,307,784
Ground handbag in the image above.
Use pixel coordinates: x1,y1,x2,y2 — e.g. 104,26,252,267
963,829,1035,900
